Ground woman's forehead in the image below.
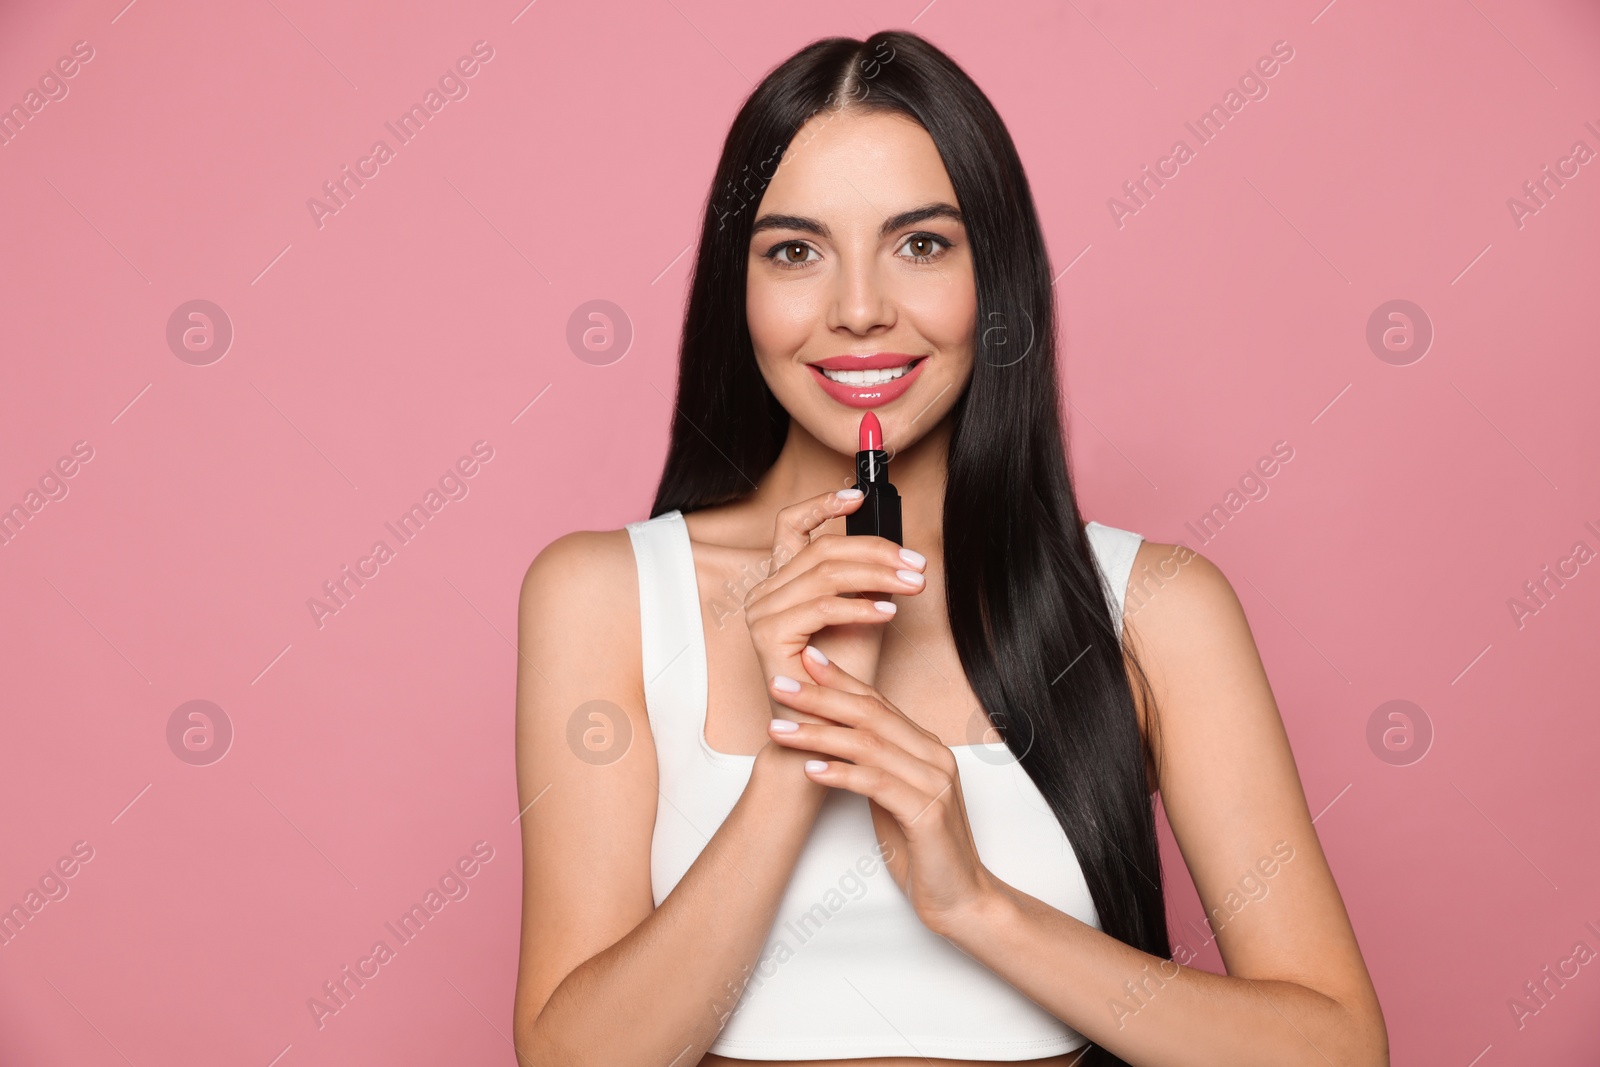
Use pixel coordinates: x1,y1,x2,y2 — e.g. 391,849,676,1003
757,113,957,230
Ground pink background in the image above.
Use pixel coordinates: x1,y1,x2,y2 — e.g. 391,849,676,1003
3,0,1598,1063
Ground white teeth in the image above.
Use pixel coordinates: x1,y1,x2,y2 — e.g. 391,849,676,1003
819,363,913,385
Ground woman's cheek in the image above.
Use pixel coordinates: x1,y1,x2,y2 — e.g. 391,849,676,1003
746,287,817,382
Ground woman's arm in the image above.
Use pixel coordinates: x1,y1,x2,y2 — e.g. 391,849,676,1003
928,543,1388,1066
510,530,828,1067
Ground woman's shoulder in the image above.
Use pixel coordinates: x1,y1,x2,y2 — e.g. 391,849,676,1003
1082,520,1240,644
522,525,638,587
519,525,643,659
1082,521,1213,587
1114,529,1240,655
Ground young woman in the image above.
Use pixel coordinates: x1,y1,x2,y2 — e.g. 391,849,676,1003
512,30,1386,1067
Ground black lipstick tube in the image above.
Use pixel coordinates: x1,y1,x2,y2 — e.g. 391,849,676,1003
845,445,903,545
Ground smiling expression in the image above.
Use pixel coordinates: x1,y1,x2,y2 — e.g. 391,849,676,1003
745,109,977,458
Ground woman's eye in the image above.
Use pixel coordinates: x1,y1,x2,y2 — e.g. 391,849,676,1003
766,242,821,269
898,233,951,263
761,234,951,270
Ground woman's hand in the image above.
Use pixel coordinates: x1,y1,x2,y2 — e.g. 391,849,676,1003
762,645,1005,937
744,489,926,711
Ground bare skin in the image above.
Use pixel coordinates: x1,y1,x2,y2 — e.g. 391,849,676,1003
511,107,1386,1067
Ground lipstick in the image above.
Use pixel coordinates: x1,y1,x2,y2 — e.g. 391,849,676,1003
844,411,902,545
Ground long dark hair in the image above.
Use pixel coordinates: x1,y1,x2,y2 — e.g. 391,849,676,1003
650,31,1169,1062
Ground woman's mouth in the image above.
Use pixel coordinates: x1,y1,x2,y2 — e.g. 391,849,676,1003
818,363,916,385
808,355,927,408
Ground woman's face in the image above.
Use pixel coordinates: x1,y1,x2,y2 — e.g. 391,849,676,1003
746,108,976,459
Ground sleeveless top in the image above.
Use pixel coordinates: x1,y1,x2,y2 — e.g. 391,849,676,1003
623,510,1145,1061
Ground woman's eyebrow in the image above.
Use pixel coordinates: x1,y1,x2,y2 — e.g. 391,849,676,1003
749,202,964,241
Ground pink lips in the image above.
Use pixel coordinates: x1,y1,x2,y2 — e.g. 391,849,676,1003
807,355,927,409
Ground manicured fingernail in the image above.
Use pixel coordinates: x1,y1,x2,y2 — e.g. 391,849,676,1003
803,645,829,666
836,488,863,501
899,547,926,569
873,600,897,614
769,718,799,733
771,675,801,692
896,569,924,586
804,760,829,773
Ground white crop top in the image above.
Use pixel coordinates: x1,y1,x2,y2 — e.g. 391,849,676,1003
623,510,1145,1061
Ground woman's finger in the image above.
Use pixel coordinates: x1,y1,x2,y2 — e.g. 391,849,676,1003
799,754,956,833
766,716,952,797
774,655,955,769
752,595,899,655
748,558,924,618
746,529,916,613
798,642,886,698
779,530,917,583
768,489,862,574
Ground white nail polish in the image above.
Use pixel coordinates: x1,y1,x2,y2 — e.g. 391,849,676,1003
896,569,924,586
899,547,926,568
873,600,896,614
769,718,799,733
804,645,829,666
837,488,863,501
772,675,801,692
